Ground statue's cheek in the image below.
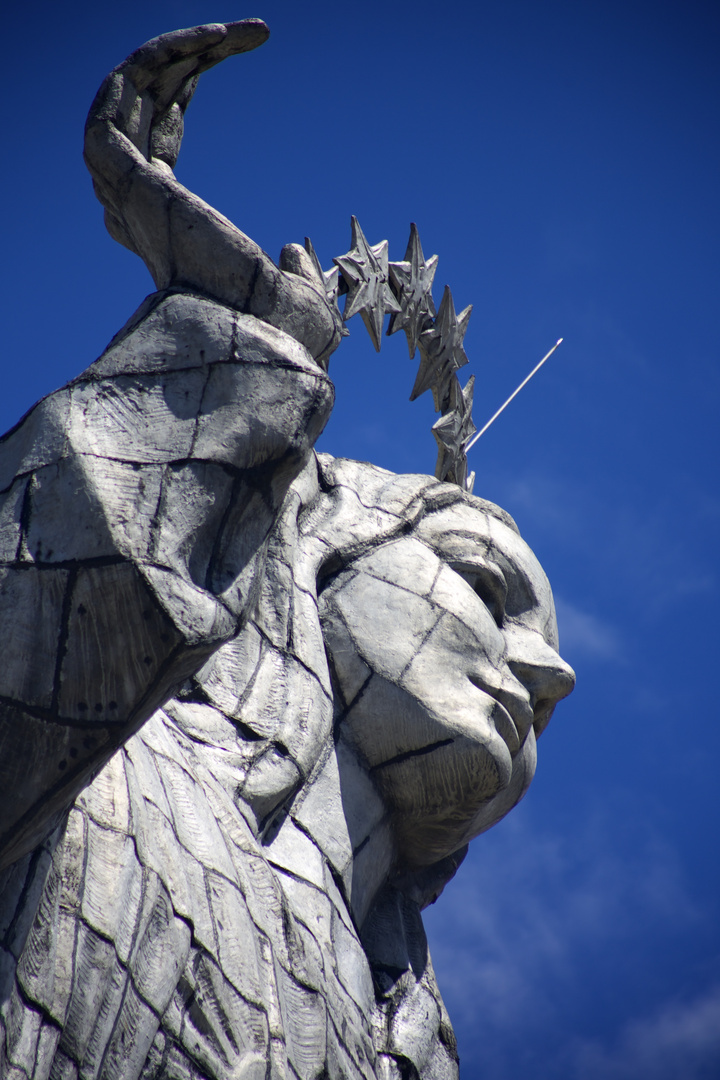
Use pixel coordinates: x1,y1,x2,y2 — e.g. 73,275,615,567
320,570,439,686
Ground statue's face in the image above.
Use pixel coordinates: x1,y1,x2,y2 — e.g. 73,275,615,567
319,500,575,869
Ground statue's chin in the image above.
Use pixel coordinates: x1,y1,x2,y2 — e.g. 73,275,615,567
389,729,537,869
467,727,538,838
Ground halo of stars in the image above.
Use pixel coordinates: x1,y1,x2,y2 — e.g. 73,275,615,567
307,218,477,491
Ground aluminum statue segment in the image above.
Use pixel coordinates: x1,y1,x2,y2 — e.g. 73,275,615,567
0,21,575,1080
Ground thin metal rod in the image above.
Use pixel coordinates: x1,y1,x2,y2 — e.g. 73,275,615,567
465,338,563,453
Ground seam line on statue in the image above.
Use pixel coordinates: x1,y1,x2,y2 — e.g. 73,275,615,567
12,975,64,1042
143,751,244,892
51,567,78,714
66,354,332,388
123,773,245,904
396,610,445,683
1,554,129,573
187,364,214,460
14,475,32,563
251,623,333,701
138,561,236,619
0,697,134,727
369,739,455,773
336,674,373,726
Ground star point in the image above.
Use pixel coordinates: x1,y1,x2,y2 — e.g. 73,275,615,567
432,374,477,489
304,236,349,336
387,222,438,357
333,216,401,352
411,285,472,410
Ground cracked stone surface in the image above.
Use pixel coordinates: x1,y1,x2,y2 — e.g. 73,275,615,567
0,21,575,1080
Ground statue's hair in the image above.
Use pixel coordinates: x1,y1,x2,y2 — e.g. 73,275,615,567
305,454,519,587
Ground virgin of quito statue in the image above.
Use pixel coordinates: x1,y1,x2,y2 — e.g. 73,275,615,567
0,21,574,1080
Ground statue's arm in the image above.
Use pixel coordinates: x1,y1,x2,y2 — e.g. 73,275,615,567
0,23,341,870
83,21,342,366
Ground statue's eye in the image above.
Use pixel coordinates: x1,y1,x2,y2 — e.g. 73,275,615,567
451,563,507,628
472,577,505,627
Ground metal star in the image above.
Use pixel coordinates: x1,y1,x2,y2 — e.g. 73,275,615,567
387,222,438,357
411,286,472,410
304,236,349,335
333,216,401,352
432,374,477,490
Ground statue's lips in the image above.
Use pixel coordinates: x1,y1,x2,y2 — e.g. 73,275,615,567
468,674,534,757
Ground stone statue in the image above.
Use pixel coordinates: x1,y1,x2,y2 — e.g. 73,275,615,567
0,21,574,1080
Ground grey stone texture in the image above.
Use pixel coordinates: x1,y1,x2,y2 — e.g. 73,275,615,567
0,21,575,1080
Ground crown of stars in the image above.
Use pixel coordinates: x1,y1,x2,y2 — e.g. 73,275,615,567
312,219,559,493
312,219,477,491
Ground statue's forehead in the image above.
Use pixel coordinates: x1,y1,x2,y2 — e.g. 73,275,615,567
415,503,554,618
415,503,518,557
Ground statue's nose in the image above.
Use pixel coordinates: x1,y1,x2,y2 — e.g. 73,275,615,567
506,639,575,737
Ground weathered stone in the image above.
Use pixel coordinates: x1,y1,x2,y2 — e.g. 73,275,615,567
235,646,286,741
289,581,328,684
0,477,26,564
264,815,325,891
58,563,184,722
153,752,237,880
357,536,440,597
81,819,141,960
0,392,70,495
205,869,264,1005
0,844,55,968
293,746,353,885
273,871,334,956
334,738,386,849
15,809,85,1025
192,362,331,471
0,708,113,873
0,566,68,708
386,980,441,1071
123,765,217,956
195,623,263,717
1,988,42,1076
323,567,441,682
76,747,130,833
331,904,376,1015
151,460,234,586
275,966,327,1080
90,984,162,1080
139,564,236,646
350,820,396,930
130,883,192,1015
88,292,236,378
24,458,119,563
68,371,206,464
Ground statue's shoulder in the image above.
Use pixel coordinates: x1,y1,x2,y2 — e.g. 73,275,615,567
87,289,320,383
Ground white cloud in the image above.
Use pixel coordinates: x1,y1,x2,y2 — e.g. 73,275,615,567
571,986,720,1079
554,595,622,661
423,806,706,1076
490,467,717,628
500,472,587,544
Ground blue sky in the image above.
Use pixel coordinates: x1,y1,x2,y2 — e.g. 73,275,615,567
3,1,719,1076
